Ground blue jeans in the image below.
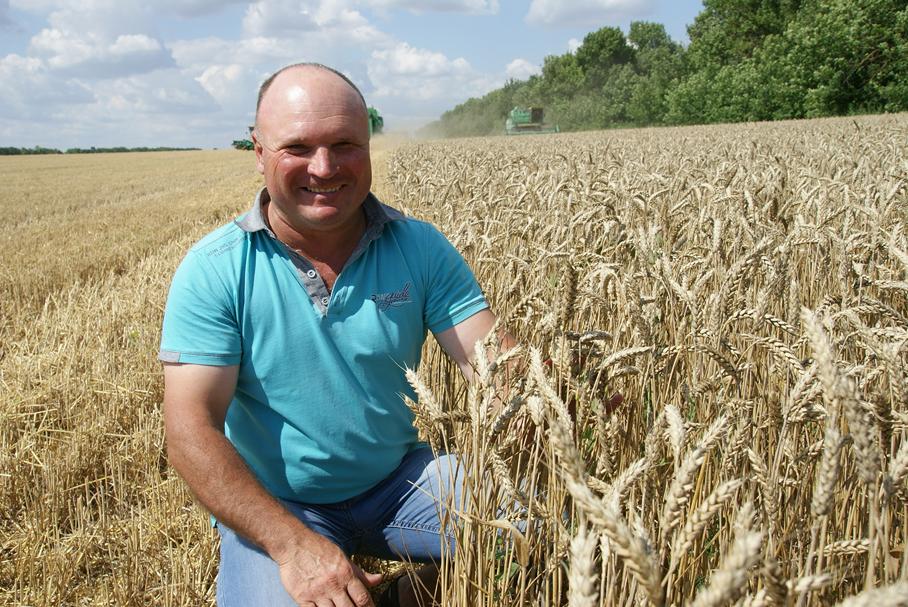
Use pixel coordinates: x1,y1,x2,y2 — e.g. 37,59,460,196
215,447,463,606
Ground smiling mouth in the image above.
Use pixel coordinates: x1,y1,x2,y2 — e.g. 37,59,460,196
303,185,343,194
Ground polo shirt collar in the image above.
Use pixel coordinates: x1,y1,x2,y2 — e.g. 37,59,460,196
235,187,405,235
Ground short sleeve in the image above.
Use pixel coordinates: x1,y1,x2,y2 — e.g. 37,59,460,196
423,225,489,334
158,250,242,366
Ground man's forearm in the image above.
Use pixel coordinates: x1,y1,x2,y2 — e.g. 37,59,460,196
167,422,313,561
161,364,379,605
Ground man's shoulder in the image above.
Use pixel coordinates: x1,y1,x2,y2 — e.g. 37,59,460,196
379,206,437,239
383,213,454,254
186,218,250,260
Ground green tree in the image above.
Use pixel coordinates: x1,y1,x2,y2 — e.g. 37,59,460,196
686,0,803,69
428,0,908,136
539,53,585,101
628,21,675,51
670,0,908,123
600,63,641,125
775,0,908,116
575,26,635,88
627,22,686,124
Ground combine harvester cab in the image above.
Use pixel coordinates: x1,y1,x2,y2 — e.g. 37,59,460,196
368,107,384,136
505,106,559,135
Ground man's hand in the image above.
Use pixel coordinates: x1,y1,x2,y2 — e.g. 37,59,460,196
275,533,383,607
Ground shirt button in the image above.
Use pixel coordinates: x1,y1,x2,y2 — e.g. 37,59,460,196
321,296,330,306
306,269,317,278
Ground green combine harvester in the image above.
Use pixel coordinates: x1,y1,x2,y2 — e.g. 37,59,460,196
505,106,559,135
368,106,384,136
232,106,383,149
232,126,254,150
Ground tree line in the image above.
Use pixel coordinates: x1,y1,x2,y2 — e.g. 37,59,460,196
424,0,908,137
0,146,202,156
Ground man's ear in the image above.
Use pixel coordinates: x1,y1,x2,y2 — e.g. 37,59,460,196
251,130,265,174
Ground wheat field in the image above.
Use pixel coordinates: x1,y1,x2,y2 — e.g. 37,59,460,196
1,116,906,606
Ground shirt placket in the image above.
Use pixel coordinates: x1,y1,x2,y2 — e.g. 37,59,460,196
287,251,333,314
282,212,387,316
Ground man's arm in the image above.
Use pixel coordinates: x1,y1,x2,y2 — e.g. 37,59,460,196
434,309,623,416
433,308,517,383
162,362,381,606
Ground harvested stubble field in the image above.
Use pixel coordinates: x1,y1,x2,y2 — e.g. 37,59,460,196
1,115,907,606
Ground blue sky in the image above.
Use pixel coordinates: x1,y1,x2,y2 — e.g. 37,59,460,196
0,0,703,149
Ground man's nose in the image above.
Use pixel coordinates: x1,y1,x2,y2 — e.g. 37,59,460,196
308,146,337,178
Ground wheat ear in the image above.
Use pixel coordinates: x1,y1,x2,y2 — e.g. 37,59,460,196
689,502,763,607
833,582,908,607
568,521,599,607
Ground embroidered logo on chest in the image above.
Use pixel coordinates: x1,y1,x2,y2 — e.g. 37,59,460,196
371,282,413,311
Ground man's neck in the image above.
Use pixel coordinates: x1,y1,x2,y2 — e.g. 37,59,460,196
264,202,366,267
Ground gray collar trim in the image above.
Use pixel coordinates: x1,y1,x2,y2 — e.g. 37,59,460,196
234,187,405,234
233,187,406,316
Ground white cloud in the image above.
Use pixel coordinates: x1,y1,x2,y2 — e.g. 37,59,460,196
169,36,235,72
197,63,246,99
11,0,245,19
29,28,93,68
195,62,261,115
374,42,467,77
98,68,215,115
505,58,539,80
30,28,174,77
242,0,392,36
170,2,394,119
242,0,320,37
109,33,161,56
0,53,93,116
568,37,582,52
363,0,499,14
156,0,247,18
240,1,390,57
368,42,495,102
33,0,148,37
526,0,654,27
0,62,220,148
18,1,175,78
238,36,304,63
1,0,512,146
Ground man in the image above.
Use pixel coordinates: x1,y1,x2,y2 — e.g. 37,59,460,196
159,63,506,607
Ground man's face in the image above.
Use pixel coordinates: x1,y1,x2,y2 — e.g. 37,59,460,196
253,69,372,236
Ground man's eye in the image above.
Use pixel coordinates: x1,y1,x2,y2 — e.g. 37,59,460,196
285,145,311,155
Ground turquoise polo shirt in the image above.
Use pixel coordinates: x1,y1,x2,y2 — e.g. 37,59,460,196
159,189,488,504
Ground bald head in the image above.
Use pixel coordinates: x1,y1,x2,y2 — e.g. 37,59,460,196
255,63,367,129
253,65,371,152
250,63,373,241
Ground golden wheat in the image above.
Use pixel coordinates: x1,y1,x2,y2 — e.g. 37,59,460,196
2,115,907,605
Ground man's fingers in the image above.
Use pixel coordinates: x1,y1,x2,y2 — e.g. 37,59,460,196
347,578,375,607
365,572,384,586
356,568,383,588
331,592,357,607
